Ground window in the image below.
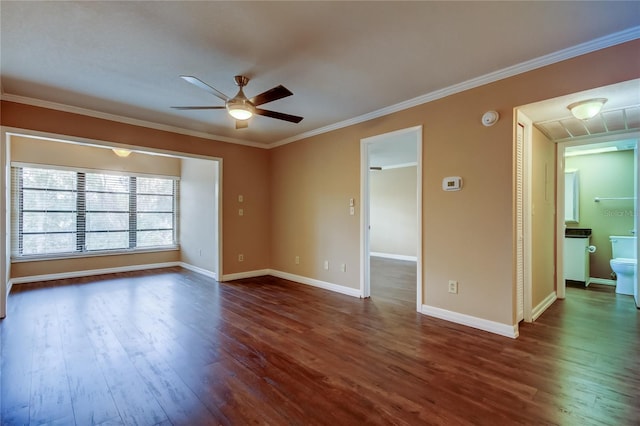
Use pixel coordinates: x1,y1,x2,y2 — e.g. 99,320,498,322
12,165,178,258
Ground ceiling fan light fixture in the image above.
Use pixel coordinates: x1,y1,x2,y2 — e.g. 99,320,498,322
226,98,254,120
567,98,607,120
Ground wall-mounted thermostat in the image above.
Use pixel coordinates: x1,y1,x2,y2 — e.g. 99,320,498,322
442,176,463,191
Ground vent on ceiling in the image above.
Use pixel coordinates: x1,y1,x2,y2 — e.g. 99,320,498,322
534,105,640,142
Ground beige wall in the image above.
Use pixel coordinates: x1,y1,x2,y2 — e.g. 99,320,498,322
370,166,417,257
11,135,181,175
9,136,182,278
566,149,636,279
268,133,360,286
180,157,219,275
1,39,638,327
531,127,556,307
269,40,640,325
1,105,271,277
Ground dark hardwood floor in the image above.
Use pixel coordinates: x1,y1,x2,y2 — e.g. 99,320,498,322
1,266,638,425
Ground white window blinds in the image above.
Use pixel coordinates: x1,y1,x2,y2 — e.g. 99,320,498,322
11,165,178,258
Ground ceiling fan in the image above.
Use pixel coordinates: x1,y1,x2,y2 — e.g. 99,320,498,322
172,75,304,129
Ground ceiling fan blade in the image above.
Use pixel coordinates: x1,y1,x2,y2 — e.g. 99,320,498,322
235,120,249,130
254,108,303,123
180,75,229,101
250,85,293,106
171,106,226,110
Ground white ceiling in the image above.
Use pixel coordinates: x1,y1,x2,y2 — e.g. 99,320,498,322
1,1,639,147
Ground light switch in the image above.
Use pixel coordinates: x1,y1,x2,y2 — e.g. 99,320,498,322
349,206,355,215
238,195,244,203
238,208,244,216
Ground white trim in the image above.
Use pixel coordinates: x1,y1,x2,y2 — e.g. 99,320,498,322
532,291,558,321
0,94,266,149
179,262,217,281
8,262,180,285
589,278,617,286
221,269,270,282
421,304,519,339
272,27,640,147
370,252,417,262
269,269,362,298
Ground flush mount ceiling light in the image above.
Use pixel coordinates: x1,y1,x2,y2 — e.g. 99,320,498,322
567,98,607,120
112,148,132,158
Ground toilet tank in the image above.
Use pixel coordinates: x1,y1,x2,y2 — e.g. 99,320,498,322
610,236,637,259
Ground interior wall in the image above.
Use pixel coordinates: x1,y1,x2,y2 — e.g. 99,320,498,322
268,133,360,287
0,108,271,277
180,157,218,276
1,39,637,328
8,136,182,278
369,166,417,258
269,39,640,326
11,135,181,175
565,149,635,279
531,127,556,306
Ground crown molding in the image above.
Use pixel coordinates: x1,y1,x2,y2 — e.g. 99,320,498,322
0,93,268,149
2,26,638,150
270,26,640,147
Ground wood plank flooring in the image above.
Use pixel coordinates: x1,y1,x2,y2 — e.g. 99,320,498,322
1,266,638,425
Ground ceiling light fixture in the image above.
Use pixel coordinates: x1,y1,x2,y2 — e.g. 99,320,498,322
567,98,607,120
226,98,254,120
226,76,254,120
112,148,132,158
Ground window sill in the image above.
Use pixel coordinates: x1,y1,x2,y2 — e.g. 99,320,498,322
11,245,180,263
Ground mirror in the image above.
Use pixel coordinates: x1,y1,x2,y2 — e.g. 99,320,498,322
565,169,579,223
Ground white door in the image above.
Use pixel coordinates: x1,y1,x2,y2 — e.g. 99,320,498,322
516,123,525,322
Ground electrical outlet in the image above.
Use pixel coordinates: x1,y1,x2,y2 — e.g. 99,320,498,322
448,280,458,294
295,256,300,265
324,260,329,270
238,254,244,262
340,263,346,272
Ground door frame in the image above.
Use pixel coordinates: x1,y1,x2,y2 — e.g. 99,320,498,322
360,126,423,311
555,132,640,302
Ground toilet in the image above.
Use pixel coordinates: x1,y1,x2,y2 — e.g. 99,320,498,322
610,236,637,295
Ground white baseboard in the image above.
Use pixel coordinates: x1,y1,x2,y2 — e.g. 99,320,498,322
532,291,557,321
588,277,616,286
269,269,362,298
8,262,181,285
221,269,270,282
179,262,217,281
421,304,519,339
370,252,417,262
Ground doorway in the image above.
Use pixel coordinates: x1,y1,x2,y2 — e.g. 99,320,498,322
558,137,638,306
516,79,640,321
360,126,422,311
